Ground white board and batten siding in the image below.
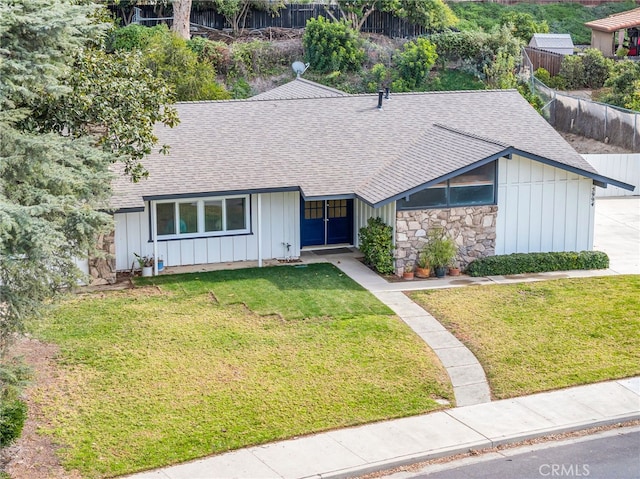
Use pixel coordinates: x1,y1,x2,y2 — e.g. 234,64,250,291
353,200,396,248
114,192,300,271
496,155,595,255
583,154,640,198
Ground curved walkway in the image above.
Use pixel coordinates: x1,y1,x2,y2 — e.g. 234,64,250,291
319,254,491,407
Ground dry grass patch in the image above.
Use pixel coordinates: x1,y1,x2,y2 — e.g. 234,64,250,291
410,275,640,399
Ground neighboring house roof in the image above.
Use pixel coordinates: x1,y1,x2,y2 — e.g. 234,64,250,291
110,88,633,212
584,7,640,33
529,33,574,52
251,77,348,100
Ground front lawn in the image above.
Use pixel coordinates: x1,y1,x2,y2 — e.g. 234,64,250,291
410,276,640,399
31,264,453,478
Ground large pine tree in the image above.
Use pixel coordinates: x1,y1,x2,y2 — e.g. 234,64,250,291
0,0,176,354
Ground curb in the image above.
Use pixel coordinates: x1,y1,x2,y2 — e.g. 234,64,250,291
315,413,640,479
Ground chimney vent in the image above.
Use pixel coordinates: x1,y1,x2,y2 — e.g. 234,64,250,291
377,90,384,110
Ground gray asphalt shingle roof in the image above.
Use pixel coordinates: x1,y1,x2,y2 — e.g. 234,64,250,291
110,88,609,211
251,77,348,100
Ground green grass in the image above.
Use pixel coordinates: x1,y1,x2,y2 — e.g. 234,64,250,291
450,1,638,45
31,264,453,478
427,69,485,91
410,276,640,399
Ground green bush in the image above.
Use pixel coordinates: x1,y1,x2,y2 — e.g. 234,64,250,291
581,48,612,89
534,67,551,85
144,27,230,101
107,24,165,51
187,37,230,73
0,360,30,448
466,251,609,277
359,217,394,275
0,398,27,448
393,37,438,90
559,54,585,90
303,17,364,73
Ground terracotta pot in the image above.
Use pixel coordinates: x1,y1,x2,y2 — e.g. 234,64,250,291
403,271,414,280
416,267,431,278
448,267,461,276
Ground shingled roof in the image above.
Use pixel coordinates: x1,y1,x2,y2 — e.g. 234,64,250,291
111,88,631,212
251,77,347,100
584,7,640,33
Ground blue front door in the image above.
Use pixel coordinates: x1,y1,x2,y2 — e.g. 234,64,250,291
301,199,353,247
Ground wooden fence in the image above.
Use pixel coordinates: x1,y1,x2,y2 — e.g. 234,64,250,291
115,3,427,38
523,46,564,76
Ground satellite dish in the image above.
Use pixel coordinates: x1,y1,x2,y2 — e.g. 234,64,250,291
292,61,309,77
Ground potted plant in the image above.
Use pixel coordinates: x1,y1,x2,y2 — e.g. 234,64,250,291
448,259,461,276
416,252,431,278
422,228,457,278
402,262,414,280
134,253,154,277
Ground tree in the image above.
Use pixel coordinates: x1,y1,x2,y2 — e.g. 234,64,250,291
392,37,438,91
303,17,365,73
600,60,640,110
0,0,177,358
214,0,285,34
172,0,192,39
326,0,398,32
328,0,457,32
396,0,458,32
499,11,548,43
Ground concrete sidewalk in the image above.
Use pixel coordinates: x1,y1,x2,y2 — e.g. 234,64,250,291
126,378,640,479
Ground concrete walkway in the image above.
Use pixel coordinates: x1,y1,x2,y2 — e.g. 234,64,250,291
324,254,491,407
125,377,640,479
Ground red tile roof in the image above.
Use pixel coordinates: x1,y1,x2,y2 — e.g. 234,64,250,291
584,7,640,33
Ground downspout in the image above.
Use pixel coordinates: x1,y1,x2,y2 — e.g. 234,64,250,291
151,201,158,276
257,193,263,267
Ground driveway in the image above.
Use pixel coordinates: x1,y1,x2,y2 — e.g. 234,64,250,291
594,197,640,275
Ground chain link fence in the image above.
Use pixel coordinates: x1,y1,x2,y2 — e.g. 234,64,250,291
522,49,640,152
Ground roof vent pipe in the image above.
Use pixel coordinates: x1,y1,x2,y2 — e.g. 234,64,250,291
377,90,384,110
385,87,390,100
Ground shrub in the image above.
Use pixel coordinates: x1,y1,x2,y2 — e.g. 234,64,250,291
466,251,609,277
144,29,230,101
108,24,165,51
581,48,612,89
393,37,438,90
359,217,394,275
0,398,27,448
363,63,390,92
0,360,30,448
187,37,231,73
534,67,551,85
303,17,365,73
559,54,585,90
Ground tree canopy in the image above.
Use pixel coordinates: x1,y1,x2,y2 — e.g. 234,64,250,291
0,0,176,355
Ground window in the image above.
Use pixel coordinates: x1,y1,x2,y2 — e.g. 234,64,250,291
398,162,496,210
155,195,250,238
304,201,324,220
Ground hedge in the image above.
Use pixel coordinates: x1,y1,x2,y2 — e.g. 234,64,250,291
0,397,27,448
465,251,609,277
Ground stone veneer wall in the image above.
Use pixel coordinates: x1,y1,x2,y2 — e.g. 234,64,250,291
395,206,498,274
88,232,117,285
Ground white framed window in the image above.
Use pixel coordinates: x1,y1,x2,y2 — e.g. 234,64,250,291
155,195,250,239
